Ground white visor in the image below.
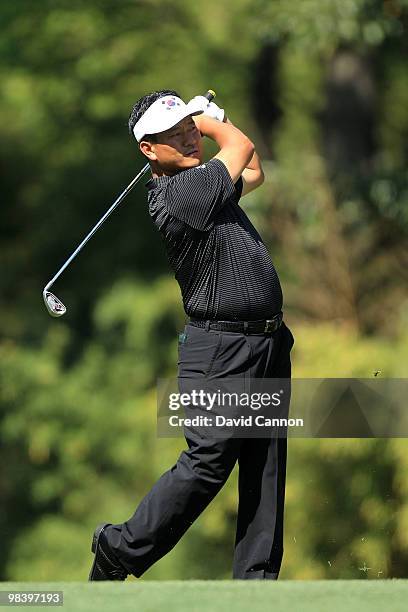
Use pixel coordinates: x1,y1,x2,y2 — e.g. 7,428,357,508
133,95,204,142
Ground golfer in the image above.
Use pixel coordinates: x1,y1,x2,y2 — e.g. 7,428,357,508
89,90,295,581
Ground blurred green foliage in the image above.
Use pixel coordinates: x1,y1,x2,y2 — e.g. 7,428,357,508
0,0,407,581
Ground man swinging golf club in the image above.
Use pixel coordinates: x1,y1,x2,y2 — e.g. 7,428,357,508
89,89,295,581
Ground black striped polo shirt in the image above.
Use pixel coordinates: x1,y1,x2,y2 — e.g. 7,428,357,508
146,158,283,321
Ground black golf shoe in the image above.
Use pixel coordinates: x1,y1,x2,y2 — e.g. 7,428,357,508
88,523,129,581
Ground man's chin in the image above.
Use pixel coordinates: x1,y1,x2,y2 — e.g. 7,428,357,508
183,156,202,167
164,157,202,174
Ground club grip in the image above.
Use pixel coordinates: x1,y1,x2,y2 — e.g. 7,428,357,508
204,89,216,102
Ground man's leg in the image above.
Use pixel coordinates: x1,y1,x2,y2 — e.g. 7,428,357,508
105,415,241,577
103,323,243,577
233,322,294,579
233,436,287,579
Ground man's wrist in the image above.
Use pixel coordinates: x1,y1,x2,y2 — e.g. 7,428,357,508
193,114,218,137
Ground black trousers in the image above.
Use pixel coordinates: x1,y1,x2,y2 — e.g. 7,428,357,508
106,320,294,579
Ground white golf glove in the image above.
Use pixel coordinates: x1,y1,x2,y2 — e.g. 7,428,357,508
190,95,225,122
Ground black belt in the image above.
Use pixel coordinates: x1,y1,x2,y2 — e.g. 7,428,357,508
189,311,283,334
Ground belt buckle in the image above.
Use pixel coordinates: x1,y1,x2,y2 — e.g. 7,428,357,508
264,319,276,333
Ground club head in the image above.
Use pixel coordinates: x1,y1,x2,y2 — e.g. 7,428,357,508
43,290,66,317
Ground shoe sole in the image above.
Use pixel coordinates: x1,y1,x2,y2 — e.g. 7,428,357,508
89,522,111,580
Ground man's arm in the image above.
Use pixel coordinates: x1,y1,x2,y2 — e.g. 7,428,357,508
224,117,264,197
163,116,254,231
193,115,254,183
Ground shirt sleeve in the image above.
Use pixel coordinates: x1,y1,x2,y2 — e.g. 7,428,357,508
235,176,243,200
164,158,239,231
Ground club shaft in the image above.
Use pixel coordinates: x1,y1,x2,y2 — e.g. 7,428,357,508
44,162,150,293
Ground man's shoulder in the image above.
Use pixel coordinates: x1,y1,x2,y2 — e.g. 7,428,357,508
177,158,228,180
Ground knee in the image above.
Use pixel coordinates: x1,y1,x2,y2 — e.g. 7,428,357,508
178,450,235,488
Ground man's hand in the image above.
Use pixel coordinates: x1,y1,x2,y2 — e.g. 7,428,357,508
190,95,225,122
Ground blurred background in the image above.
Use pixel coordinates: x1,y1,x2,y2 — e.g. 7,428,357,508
1,0,408,581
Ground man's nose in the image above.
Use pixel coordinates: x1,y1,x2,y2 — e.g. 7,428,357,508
181,130,191,145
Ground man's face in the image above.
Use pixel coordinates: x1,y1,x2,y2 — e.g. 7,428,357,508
140,116,203,174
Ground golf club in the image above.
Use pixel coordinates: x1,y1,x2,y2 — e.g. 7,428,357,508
43,89,216,317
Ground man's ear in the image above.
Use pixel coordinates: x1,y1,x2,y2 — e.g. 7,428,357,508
139,140,158,161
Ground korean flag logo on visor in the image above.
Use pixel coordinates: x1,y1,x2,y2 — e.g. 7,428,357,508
163,97,181,110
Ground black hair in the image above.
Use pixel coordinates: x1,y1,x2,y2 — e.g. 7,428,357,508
128,89,180,142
